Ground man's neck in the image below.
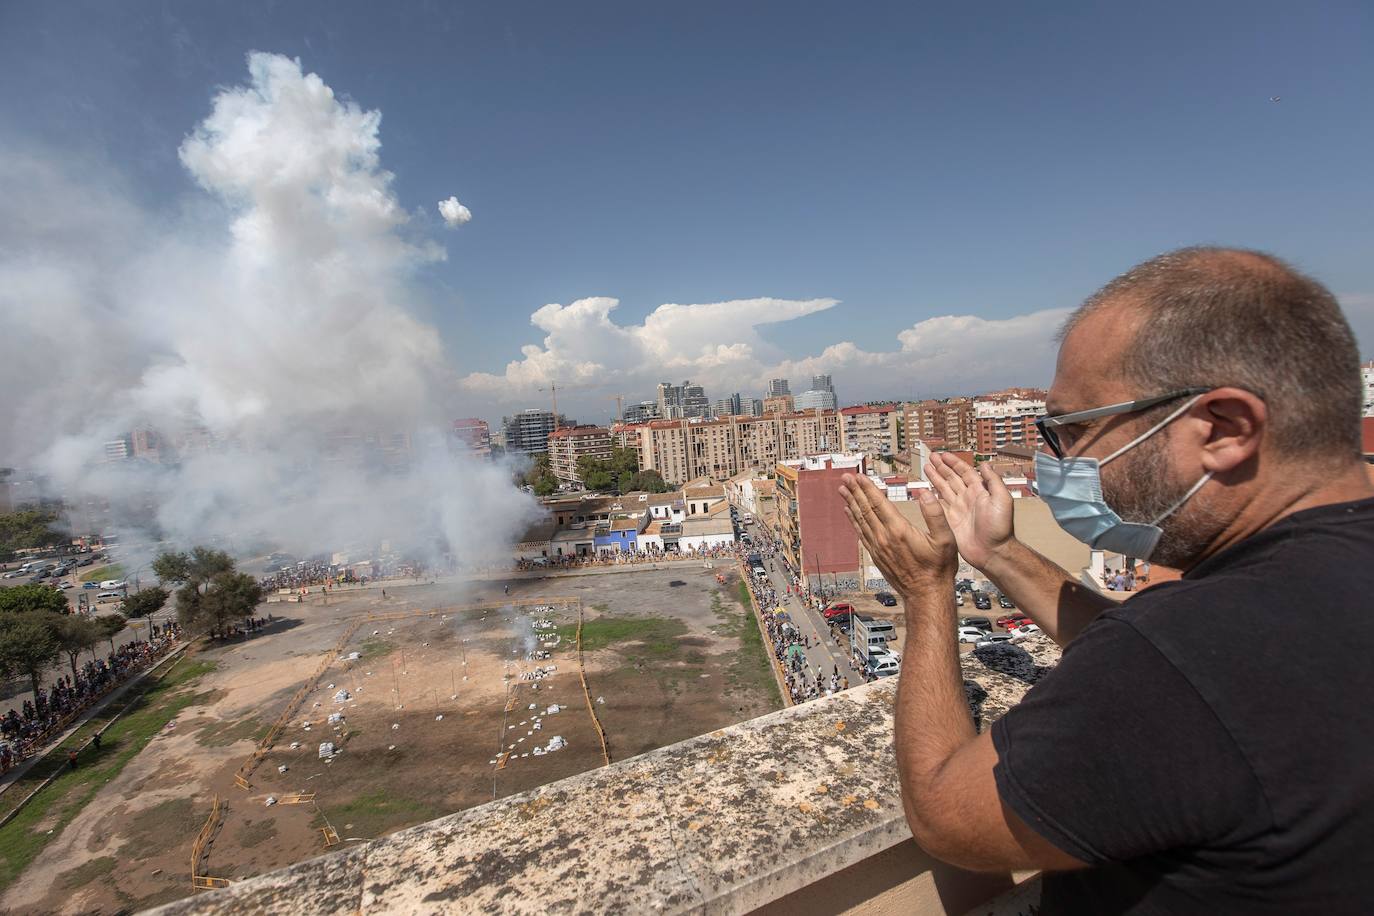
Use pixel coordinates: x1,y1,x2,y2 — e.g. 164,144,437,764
1199,461,1374,564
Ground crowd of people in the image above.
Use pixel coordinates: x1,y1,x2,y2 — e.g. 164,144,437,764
514,540,749,571
0,623,182,771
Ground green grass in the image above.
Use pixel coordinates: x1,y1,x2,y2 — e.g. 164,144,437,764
0,656,218,889
559,616,689,655
78,563,126,583
358,638,395,661
325,789,439,838
717,586,784,709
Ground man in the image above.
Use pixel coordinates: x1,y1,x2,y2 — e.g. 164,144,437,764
840,248,1373,913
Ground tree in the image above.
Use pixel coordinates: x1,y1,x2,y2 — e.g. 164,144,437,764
55,615,102,681
0,506,69,561
628,469,669,493
95,614,126,653
521,454,558,497
121,587,168,619
156,546,258,638
0,613,60,698
0,583,69,617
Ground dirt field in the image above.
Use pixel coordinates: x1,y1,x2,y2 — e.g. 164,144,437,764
0,564,780,914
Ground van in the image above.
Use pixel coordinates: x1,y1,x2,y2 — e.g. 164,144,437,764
99,579,124,589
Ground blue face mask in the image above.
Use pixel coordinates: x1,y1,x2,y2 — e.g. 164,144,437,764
1033,395,1211,560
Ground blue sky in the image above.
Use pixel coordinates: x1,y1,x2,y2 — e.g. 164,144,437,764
2,1,1372,425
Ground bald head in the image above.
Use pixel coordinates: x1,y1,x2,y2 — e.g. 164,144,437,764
1060,247,1362,462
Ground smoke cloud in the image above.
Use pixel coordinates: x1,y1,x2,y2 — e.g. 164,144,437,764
437,196,472,227
0,52,537,568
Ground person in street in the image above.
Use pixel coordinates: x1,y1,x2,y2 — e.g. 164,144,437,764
92,732,101,752
839,247,1374,914
67,749,78,770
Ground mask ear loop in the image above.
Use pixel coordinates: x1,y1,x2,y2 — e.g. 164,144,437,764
1149,471,1213,526
1099,394,1207,467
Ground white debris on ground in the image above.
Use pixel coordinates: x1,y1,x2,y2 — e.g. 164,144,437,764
265,796,277,807
277,764,288,773
328,712,344,725
391,723,400,730
545,736,567,752
333,689,351,703
435,714,443,722
342,651,361,661
545,705,561,715
318,742,336,759
596,696,605,705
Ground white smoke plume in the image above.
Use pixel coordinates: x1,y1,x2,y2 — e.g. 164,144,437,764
0,52,537,568
437,196,472,227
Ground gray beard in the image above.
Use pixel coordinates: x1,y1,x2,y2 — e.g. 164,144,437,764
1102,433,1220,569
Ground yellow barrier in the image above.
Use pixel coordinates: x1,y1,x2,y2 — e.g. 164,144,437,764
190,795,229,890
575,602,612,767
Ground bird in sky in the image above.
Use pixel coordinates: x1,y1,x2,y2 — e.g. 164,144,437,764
1270,96,1282,102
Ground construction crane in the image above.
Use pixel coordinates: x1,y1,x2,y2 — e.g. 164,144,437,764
537,382,590,430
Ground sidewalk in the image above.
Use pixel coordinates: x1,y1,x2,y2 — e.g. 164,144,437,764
0,643,187,801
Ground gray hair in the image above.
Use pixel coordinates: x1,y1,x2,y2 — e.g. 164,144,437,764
1061,247,1362,461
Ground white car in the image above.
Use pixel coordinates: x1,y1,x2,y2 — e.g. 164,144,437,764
957,626,988,643
57,581,74,589
99,579,125,589
1009,623,1043,638
868,657,900,677
975,633,1014,648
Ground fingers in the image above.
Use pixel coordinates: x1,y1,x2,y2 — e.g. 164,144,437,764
916,489,954,546
927,458,959,503
838,477,881,547
979,463,1012,502
928,452,967,496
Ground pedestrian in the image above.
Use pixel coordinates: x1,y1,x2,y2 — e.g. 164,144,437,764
92,732,101,751
67,748,78,771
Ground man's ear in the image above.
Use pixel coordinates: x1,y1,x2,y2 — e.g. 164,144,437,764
1196,387,1266,474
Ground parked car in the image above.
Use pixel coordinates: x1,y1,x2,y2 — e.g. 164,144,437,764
975,634,1014,647
956,578,974,593
866,656,900,678
874,592,897,607
1009,623,1043,638
957,627,988,644
57,581,73,589
99,579,125,589
996,614,1030,629
972,591,992,611
959,617,993,631
1,570,22,579
822,603,855,620
997,595,1016,609
82,582,99,589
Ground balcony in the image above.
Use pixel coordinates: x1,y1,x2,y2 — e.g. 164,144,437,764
153,637,1060,916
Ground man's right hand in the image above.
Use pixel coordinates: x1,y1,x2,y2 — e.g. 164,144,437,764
925,452,1016,572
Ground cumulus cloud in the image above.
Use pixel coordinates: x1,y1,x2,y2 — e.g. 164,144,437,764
437,196,472,227
461,296,839,397
461,294,1066,409
0,52,536,567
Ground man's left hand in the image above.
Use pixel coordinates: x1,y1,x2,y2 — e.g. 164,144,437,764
838,474,958,595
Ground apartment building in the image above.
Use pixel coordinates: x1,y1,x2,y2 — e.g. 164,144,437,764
635,410,843,486
902,398,975,450
501,409,567,454
547,425,614,484
762,394,794,415
841,404,900,456
972,398,1046,453
451,418,492,459
774,453,866,589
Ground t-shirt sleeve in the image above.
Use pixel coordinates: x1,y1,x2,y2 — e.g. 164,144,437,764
991,617,1263,865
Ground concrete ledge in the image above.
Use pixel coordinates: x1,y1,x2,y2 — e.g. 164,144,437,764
151,637,1061,915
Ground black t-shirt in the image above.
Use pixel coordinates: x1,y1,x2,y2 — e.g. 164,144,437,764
992,496,1374,914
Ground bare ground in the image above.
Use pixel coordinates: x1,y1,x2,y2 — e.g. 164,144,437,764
2,565,779,914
